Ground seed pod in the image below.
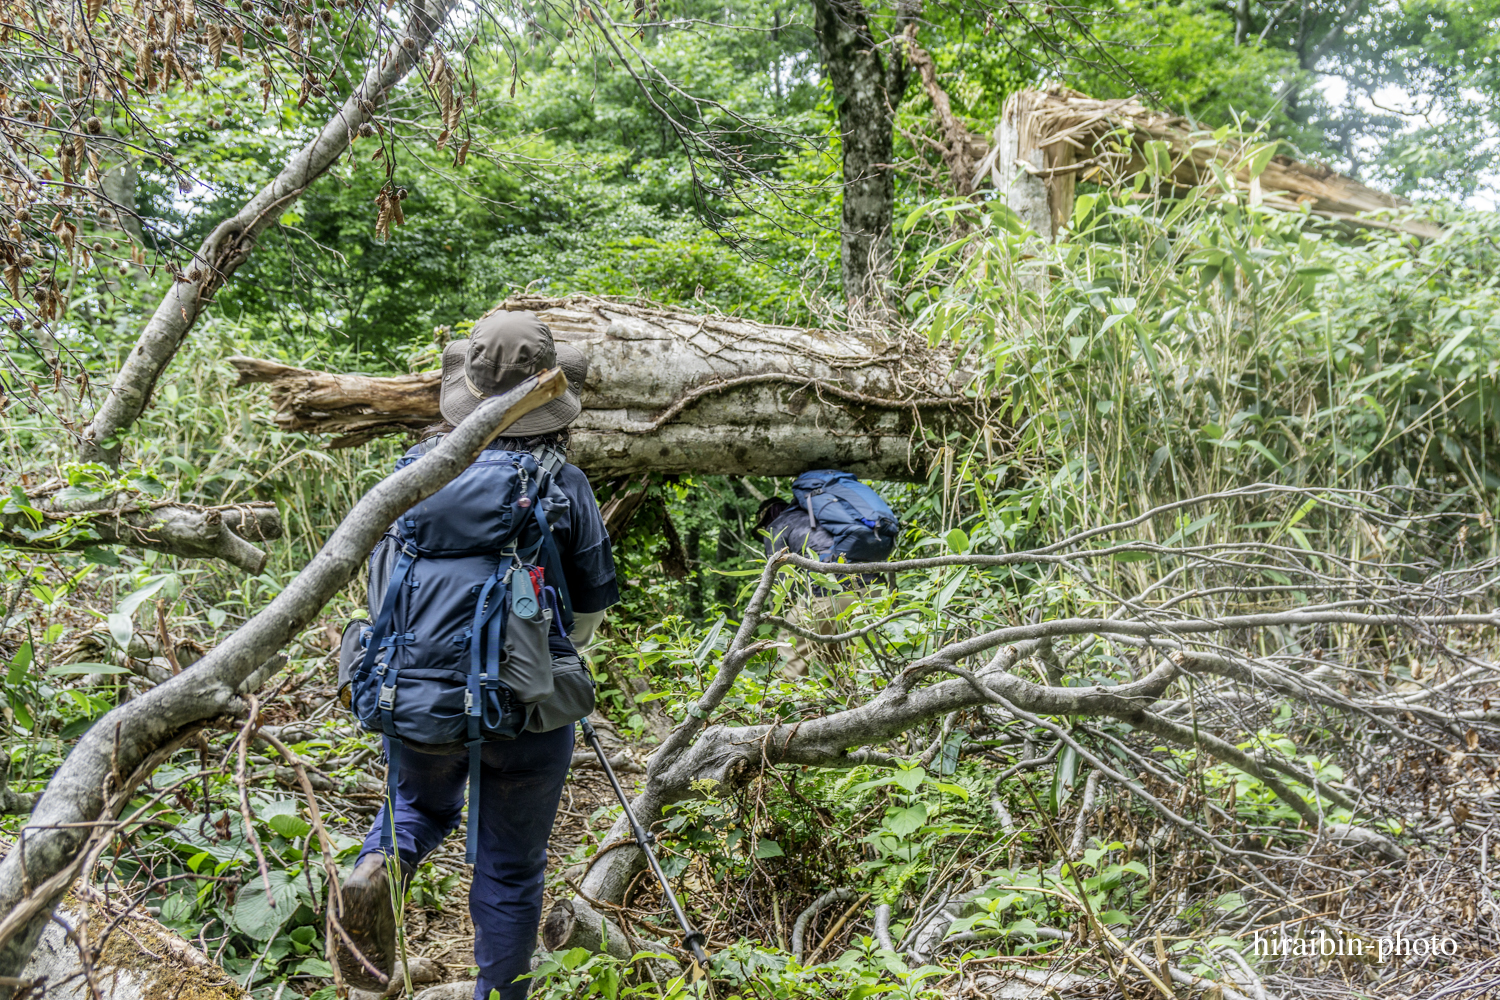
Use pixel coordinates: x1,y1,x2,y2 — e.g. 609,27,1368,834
85,115,102,134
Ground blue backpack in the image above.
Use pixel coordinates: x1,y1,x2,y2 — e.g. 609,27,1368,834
339,440,595,863
790,470,899,563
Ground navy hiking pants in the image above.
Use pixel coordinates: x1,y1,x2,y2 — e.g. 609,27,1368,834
358,726,574,1000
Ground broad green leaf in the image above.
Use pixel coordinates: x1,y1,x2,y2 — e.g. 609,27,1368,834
886,803,928,838
7,692,33,730
269,813,312,840
107,612,135,651
754,839,784,859
231,869,300,941
893,767,925,793
944,528,969,554
5,642,33,685
935,566,969,611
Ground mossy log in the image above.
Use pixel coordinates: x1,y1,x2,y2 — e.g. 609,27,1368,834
230,295,997,482
18,888,244,1000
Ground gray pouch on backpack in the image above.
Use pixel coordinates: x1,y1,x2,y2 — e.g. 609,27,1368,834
526,654,596,733
337,618,368,710
496,567,555,704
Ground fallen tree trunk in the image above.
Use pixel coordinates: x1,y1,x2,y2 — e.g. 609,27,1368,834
16,887,244,1000
230,295,993,481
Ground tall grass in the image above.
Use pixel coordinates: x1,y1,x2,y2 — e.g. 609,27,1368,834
903,161,1500,573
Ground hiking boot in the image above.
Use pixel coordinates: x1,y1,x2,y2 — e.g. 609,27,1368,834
332,853,412,991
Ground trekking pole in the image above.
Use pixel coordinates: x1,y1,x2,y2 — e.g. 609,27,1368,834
579,717,710,974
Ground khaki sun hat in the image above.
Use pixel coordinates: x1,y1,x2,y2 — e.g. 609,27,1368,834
438,309,588,434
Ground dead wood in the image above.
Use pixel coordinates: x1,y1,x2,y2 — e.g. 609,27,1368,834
974,87,1441,240
228,295,993,481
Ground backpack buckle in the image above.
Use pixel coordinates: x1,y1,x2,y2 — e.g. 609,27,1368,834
378,685,396,710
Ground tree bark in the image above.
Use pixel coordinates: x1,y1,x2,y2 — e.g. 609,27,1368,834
811,0,916,319
0,372,566,990
17,889,244,1000
229,295,989,481
78,0,460,468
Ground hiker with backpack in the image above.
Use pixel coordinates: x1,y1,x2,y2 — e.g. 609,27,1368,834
755,470,899,677
333,309,619,999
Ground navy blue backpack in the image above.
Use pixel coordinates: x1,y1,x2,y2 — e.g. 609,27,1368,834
789,470,899,563
338,440,595,862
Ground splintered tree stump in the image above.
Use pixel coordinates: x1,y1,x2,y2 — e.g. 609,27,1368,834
230,295,997,481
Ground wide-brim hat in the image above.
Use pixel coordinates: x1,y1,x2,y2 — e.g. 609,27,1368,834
439,309,588,434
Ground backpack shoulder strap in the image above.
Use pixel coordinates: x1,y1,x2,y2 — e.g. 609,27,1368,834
532,443,566,482
526,444,574,629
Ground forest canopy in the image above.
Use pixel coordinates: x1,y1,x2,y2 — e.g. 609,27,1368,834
2,2,1500,1000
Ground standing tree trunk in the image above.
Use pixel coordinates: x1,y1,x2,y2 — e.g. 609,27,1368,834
811,0,916,320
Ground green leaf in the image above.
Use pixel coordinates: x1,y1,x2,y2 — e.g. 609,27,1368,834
886,803,928,838
935,566,969,611
1142,139,1172,177
944,528,969,554
1245,142,1278,179
754,839,784,859
7,691,34,730
939,729,967,776
82,547,120,566
893,767,925,793
295,958,333,977
118,576,172,618
46,662,131,675
231,869,300,941
269,813,312,840
6,642,33,685
1051,746,1080,813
